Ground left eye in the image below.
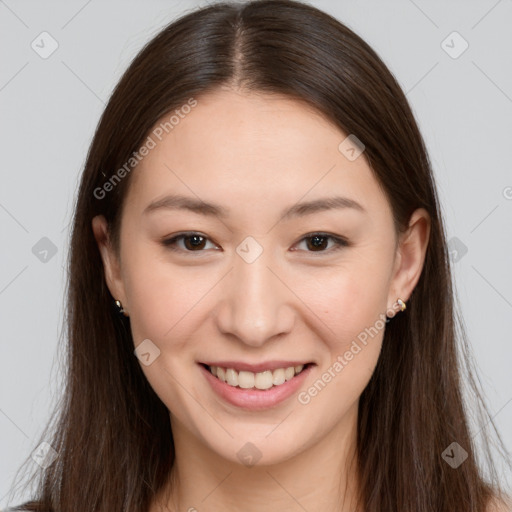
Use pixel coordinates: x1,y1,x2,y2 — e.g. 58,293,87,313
161,232,348,254
293,233,348,253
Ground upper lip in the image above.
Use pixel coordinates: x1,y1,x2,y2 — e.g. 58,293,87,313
200,360,313,373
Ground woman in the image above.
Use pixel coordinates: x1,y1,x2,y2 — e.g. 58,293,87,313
6,1,511,511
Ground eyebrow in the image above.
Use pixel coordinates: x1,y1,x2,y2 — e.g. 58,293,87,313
143,193,366,220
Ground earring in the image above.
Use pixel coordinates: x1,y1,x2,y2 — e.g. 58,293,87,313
386,297,407,321
114,299,129,317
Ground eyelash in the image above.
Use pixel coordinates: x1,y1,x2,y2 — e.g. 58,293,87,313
161,232,349,255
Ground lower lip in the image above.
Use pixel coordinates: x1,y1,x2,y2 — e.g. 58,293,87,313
199,364,314,411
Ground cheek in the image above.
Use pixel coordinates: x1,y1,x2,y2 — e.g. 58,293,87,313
122,251,207,422
298,266,388,412
292,254,390,404
304,333,383,425
122,248,214,344
296,256,391,343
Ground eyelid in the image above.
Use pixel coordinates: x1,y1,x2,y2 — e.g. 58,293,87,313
161,232,219,252
291,232,349,254
296,231,348,243
161,231,349,254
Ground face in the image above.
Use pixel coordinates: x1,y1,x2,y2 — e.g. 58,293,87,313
93,88,429,466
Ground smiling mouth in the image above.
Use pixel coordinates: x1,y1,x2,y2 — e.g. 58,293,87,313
200,363,313,390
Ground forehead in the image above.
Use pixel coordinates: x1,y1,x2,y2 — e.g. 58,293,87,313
124,88,390,221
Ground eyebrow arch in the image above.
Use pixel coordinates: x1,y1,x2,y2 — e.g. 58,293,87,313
143,194,366,219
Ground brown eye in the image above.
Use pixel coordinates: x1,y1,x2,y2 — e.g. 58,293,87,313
306,234,329,251
294,233,349,253
182,234,207,250
162,233,217,252
162,232,348,255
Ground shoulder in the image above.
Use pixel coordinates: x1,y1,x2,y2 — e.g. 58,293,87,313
487,495,512,512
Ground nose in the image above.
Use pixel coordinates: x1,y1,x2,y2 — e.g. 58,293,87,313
215,249,296,347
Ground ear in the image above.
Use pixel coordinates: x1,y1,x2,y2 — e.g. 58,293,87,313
388,207,431,311
92,215,128,312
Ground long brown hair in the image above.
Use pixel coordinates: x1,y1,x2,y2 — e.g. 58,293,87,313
7,1,510,510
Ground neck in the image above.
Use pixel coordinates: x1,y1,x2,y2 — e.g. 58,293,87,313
152,403,362,512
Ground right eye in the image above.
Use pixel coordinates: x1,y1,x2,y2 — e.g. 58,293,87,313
161,232,220,253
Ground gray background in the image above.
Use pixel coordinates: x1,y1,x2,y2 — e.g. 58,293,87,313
1,0,511,507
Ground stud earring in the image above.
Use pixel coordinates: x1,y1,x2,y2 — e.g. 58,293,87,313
386,297,407,320
114,299,129,317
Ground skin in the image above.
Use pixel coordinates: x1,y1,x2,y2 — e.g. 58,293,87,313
92,88,431,512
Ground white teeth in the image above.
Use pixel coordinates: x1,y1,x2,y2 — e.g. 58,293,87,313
284,367,295,381
208,364,306,390
225,368,238,387
272,368,285,386
238,371,254,389
255,370,273,390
